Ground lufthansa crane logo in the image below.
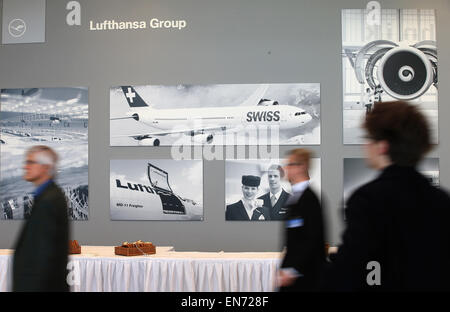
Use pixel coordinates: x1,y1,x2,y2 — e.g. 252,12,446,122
8,19,27,38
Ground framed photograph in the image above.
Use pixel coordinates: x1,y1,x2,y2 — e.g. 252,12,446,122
110,83,320,146
0,87,89,220
342,9,438,144
225,158,321,221
110,159,203,220
343,158,439,206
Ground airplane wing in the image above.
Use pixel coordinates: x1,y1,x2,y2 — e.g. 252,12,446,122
110,116,134,120
240,84,269,106
112,125,228,139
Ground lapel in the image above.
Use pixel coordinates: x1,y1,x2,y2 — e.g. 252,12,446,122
286,187,309,217
237,200,251,220
274,190,289,209
261,193,271,207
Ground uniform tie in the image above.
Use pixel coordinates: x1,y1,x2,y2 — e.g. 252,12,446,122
270,194,277,207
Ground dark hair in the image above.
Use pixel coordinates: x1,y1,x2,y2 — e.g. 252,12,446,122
363,101,432,166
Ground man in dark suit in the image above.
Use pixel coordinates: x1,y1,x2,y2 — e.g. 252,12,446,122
226,175,271,221
277,149,326,291
13,145,69,292
321,101,450,291
258,164,291,220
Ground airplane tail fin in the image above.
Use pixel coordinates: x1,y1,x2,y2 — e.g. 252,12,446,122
121,86,150,108
241,84,269,106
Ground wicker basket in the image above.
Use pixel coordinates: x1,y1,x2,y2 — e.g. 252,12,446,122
69,240,81,254
115,243,156,256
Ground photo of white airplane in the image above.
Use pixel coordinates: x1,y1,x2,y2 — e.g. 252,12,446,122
110,159,203,221
110,83,320,146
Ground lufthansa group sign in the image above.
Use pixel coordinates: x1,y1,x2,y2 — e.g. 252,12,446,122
66,1,188,31
88,19,187,31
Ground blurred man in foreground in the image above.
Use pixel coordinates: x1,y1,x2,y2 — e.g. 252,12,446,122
321,101,450,291
13,145,69,292
277,149,326,291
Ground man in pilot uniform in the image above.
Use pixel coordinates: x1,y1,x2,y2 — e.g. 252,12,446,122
258,164,291,220
226,175,271,221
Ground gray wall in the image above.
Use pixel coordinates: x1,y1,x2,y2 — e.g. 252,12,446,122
1,0,449,251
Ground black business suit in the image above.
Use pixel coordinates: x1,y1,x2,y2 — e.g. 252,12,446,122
13,181,69,292
280,187,326,291
321,165,450,291
225,200,271,221
259,189,291,220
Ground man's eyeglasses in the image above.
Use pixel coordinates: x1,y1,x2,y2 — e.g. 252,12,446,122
284,163,302,167
24,160,39,165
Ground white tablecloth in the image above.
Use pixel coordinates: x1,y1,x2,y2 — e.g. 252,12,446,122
0,254,12,292
0,247,281,292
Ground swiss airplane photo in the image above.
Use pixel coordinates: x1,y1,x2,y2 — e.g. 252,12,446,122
110,83,320,146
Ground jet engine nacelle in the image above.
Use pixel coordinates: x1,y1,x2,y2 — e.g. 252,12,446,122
377,46,434,100
192,133,214,144
125,110,153,123
258,99,279,106
138,137,160,146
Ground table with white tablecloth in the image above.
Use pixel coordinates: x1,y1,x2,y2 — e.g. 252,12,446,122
0,246,282,292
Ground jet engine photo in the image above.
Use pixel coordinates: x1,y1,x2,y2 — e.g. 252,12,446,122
350,40,437,101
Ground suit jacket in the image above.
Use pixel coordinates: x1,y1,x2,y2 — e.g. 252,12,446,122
321,165,450,291
280,187,326,291
259,189,291,220
225,200,271,221
13,181,69,292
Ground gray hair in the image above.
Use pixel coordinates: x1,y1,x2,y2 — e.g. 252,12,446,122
26,145,59,177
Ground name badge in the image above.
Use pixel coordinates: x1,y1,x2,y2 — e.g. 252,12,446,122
286,218,304,228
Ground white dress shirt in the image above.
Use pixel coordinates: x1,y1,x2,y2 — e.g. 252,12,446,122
291,180,309,195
